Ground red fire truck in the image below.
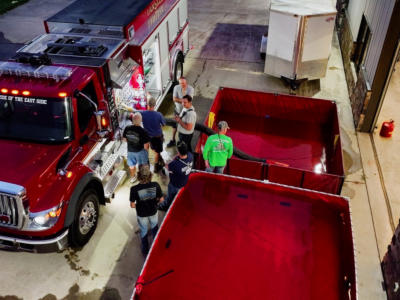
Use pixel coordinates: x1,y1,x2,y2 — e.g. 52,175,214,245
0,0,189,251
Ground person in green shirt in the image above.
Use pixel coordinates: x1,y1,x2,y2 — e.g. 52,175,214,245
203,121,233,173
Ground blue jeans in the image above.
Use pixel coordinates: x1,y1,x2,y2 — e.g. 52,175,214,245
161,183,181,209
127,149,149,167
137,213,158,238
206,166,225,174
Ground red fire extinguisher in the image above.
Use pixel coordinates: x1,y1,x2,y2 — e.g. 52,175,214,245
380,119,395,137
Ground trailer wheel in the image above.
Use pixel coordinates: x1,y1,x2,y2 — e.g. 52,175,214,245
173,55,184,84
69,189,99,247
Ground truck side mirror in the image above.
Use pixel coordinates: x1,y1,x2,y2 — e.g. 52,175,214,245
74,89,98,113
95,110,109,137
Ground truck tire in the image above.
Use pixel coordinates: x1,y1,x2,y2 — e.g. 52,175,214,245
173,55,184,84
69,188,99,247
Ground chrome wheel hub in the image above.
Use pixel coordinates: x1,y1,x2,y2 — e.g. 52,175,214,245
79,200,97,235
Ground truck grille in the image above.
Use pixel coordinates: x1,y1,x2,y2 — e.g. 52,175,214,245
0,194,20,227
0,182,26,229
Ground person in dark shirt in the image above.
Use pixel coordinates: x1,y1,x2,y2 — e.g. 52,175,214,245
141,97,166,173
130,164,164,255
123,112,150,183
158,141,193,211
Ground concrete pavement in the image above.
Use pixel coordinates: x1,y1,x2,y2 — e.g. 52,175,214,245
0,0,392,299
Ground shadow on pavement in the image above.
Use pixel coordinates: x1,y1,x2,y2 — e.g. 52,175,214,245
200,23,267,63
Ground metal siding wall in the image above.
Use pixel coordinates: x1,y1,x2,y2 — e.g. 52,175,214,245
363,0,395,84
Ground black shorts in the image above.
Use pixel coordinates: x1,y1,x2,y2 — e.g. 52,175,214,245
150,135,164,153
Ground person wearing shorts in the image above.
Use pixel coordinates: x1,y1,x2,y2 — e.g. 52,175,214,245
123,112,150,183
141,97,166,172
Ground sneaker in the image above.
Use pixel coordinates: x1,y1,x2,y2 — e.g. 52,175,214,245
130,176,137,184
166,140,176,147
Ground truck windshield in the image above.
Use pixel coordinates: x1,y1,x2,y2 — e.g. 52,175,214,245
0,96,71,143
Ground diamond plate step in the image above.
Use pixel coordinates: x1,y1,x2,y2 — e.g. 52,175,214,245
104,170,126,199
99,154,120,180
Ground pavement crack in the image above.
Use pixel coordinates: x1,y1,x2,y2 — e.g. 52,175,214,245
192,60,207,89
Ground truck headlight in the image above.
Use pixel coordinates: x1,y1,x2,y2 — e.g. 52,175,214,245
26,204,63,231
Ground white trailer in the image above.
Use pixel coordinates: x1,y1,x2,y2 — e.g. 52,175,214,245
265,0,336,89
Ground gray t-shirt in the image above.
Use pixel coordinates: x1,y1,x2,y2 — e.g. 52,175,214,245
178,107,196,134
173,84,194,114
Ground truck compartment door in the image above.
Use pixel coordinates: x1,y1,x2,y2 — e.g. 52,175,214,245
158,25,171,92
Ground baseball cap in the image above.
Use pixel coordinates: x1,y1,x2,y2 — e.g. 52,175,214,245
217,121,230,130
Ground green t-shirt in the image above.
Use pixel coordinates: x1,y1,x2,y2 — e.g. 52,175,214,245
203,134,233,167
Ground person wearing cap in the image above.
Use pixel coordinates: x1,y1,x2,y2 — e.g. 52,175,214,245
130,164,164,255
203,121,233,173
174,95,196,153
167,77,195,147
158,141,193,211
140,97,166,173
123,112,150,183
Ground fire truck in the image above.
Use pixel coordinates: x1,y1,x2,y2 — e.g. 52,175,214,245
0,0,189,251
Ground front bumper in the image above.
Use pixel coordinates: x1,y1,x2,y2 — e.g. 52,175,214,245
0,229,69,252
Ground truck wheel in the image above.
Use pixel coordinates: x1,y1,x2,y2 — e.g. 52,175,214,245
173,55,184,84
69,189,99,247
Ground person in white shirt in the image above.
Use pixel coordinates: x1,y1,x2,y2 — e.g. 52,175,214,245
167,77,194,147
174,95,196,152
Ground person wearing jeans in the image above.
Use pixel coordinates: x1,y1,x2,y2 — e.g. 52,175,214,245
130,165,164,255
203,121,233,174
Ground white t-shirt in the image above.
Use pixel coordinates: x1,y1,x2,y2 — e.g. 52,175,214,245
173,84,194,114
178,107,196,135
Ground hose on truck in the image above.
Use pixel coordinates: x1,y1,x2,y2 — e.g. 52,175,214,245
164,118,266,163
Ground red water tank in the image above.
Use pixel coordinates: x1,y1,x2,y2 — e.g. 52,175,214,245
380,120,395,137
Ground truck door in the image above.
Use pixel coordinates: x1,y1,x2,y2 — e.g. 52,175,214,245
142,38,162,100
74,80,99,138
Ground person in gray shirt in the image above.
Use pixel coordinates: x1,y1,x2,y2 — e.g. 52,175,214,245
167,77,194,147
174,95,196,152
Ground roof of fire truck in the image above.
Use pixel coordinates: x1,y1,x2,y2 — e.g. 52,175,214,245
0,60,94,98
47,0,154,27
14,33,125,68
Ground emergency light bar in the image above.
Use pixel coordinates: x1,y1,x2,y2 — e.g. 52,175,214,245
0,61,73,82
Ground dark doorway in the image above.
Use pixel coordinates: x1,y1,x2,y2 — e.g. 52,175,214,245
352,15,371,72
